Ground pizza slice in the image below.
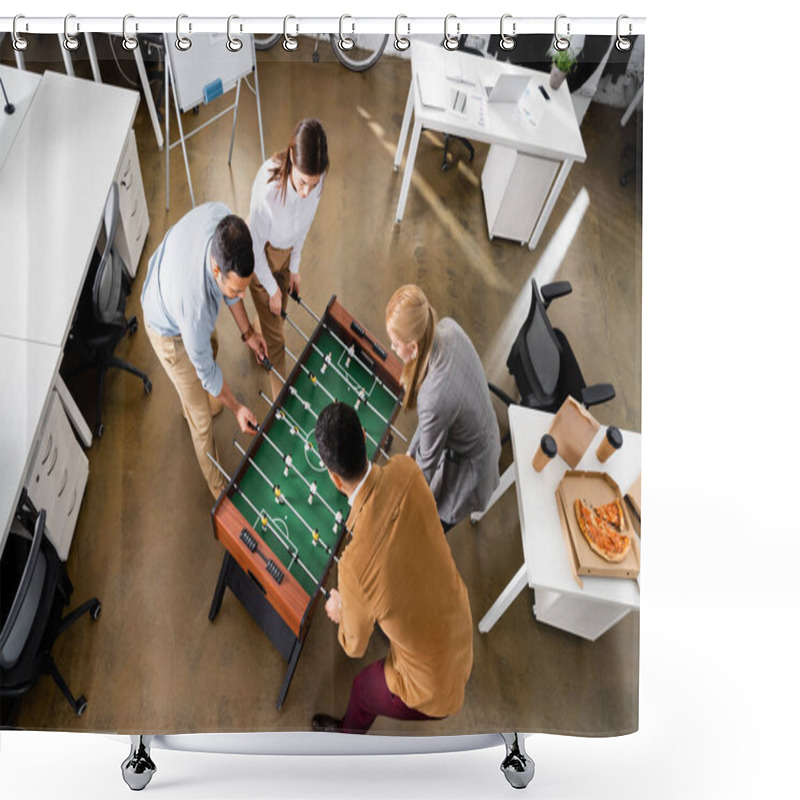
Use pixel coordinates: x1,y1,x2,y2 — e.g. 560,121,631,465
595,498,626,532
574,498,631,564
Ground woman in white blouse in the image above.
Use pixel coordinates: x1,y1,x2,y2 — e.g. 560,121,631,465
248,118,328,399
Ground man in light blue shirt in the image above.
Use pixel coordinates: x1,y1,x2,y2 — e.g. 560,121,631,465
142,203,268,497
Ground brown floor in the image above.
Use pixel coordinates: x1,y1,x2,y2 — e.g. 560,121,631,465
8,40,642,737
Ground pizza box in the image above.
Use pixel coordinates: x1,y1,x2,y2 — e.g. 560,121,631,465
625,473,642,536
546,396,601,469
555,470,641,582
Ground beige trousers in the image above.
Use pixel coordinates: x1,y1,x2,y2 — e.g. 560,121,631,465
145,322,226,498
249,243,292,401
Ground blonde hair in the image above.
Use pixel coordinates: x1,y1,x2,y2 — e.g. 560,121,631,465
385,285,438,411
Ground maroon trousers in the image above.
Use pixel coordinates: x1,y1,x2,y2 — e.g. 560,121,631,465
341,659,441,734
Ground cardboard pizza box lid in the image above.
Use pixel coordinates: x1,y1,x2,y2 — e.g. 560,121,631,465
626,472,642,518
547,396,601,469
555,470,641,580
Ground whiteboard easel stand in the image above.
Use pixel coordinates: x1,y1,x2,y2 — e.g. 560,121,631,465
164,36,265,211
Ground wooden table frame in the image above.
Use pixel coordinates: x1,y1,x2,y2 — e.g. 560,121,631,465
208,296,403,710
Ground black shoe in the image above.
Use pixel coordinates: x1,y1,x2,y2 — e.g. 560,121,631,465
312,713,342,732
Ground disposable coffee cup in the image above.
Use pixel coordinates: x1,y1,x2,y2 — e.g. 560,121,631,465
532,434,558,472
596,425,623,463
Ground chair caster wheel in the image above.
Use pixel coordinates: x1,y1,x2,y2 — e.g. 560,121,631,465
129,318,138,335
144,378,152,395
470,516,478,526
76,696,88,717
91,601,102,620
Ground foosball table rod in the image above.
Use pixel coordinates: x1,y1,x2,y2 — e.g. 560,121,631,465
283,345,391,461
207,452,329,596
252,397,348,534
232,440,340,565
282,311,406,444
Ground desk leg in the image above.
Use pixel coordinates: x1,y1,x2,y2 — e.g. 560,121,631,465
394,118,422,224
478,563,527,633
55,374,92,448
621,83,643,127
61,43,74,77
133,43,165,151
527,158,574,251
394,80,415,172
84,33,102,83
470,460,516,524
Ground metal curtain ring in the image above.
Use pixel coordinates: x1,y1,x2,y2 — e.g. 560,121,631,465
12,15,29,51
338,15,355,50
64,14,80,51
443,14,460,51
394,15,410,51
616,15,632,51
283,15,298,51
176,14,192,51
499,14,516,51
227,15,243,52
121,15,138,51
553,14,571,52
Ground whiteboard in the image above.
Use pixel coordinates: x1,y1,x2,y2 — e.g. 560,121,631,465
167,33,255,113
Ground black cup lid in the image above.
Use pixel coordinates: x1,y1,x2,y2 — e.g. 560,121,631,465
540,434,557,458
606,426,623,449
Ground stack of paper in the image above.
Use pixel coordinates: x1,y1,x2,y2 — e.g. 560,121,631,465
416,72,448,110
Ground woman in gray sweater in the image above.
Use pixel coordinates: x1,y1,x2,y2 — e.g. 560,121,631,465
385,285,501,531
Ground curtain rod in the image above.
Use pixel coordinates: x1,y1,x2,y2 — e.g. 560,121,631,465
0,15,646,37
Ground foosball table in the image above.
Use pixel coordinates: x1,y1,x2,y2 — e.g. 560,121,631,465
208,295,404,709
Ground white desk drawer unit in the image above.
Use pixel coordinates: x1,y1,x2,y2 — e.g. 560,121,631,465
25,390,89,561
481,144,560,244
114,129,150,278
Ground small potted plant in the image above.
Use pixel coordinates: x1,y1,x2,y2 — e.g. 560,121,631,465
549,47,578,90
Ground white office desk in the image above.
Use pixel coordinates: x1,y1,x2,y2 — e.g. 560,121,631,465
0,70,140,551
0,66,42,170
1,71,139,348
393,42,586,248
476,405,641,641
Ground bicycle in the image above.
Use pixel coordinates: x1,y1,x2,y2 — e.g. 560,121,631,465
254,32,389,72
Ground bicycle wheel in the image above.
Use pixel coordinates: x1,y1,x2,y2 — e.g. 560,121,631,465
254,33,282,51
329,33,389,72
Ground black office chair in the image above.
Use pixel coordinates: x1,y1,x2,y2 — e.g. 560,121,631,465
0,493,101,725
489,279,615,433
67,182,151,438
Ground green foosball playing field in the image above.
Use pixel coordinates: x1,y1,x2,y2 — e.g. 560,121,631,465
231,326,400,597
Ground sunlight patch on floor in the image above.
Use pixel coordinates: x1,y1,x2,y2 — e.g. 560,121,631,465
483,187,590,383
355,105,510,292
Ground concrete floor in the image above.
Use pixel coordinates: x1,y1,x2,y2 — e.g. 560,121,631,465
9,41,641,737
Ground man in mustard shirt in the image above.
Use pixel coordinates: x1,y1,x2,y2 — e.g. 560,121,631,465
311,402,474,734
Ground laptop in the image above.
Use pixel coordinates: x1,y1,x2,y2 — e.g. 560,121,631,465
483,73,533,104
